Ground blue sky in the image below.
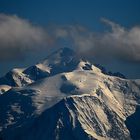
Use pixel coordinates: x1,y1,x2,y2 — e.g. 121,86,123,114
0,0,140,78
1,0,140,29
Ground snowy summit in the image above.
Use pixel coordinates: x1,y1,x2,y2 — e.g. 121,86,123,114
0,48,140,140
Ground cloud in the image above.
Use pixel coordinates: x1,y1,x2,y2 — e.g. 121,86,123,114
100,18,140,62
50,19,140,62
0,14,140,63
0,14,48,61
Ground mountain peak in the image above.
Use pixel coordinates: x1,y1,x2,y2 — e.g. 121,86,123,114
55,47,75,56
0,47,140,140
0,47,126,89
44,47,75,61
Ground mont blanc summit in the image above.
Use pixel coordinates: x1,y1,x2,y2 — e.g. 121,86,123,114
0,48,140,140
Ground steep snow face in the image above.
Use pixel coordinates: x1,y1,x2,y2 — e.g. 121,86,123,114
0,48,99,94
26,69,140,117
0,68,140,140
0,48,80,89
0,48,140,140
22,96,131,140
21,71,140,140
37,47,80,75
0,68,33,87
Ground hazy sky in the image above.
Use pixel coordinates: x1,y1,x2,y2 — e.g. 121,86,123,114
0,0,140,78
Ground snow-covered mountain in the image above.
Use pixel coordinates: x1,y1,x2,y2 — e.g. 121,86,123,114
0,48,140,140
0,48,80,87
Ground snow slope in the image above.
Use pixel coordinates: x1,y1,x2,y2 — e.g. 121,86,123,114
0,85,11,94
0,48,80,88
0,48,140,140
21,70,140,140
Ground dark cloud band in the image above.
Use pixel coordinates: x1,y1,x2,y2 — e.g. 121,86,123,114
0,14,140,63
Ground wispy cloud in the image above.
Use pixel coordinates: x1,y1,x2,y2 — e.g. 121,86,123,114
0,14,48,61
51,18,140,62
0,14,140,63
100,18,140,62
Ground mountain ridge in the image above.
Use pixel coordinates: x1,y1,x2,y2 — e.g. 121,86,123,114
0,48,126,89
0,47,139,140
